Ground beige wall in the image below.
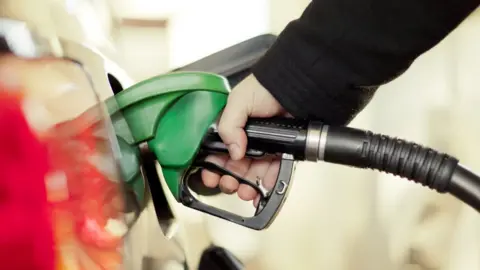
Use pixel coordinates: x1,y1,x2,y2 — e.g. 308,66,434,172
113,25,170,82
165,0,270,69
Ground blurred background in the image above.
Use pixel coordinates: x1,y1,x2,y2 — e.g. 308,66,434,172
15,0,480,269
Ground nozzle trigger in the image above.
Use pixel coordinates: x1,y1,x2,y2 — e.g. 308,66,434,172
179,154,295,230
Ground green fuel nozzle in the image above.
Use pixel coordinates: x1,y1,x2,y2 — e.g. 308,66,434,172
61,71,480,231
106,71,297,230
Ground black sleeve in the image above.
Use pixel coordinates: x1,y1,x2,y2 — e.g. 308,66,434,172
252,0,479,125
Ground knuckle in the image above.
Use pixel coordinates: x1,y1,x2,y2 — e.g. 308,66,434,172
217,123,229,137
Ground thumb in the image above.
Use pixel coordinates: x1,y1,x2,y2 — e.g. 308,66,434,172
217,92,250,161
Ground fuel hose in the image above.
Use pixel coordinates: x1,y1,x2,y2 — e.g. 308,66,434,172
204,118,480,212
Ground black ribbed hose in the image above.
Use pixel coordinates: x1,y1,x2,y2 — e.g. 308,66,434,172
324,126,480,211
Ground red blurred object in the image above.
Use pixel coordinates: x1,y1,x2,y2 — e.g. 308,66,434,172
45,125,123,251
0,86,55,270
0,84,123,269
43,102,124,268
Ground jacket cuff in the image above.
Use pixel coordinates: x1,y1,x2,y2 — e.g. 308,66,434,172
252,25,376,125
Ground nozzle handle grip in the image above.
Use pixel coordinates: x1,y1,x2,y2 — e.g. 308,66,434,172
202,117,308,159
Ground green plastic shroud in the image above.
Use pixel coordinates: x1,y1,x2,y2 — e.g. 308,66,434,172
106,72,230,202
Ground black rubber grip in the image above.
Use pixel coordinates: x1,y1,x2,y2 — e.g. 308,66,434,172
324,126,459,192
202,117,308,159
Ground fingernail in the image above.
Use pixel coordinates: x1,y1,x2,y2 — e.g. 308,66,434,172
228,144,240,160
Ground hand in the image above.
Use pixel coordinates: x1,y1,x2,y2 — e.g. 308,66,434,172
201,74,287,205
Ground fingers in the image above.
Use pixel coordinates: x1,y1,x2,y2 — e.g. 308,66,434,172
217,91,249,161
201,155,228,188
201,155,281,206
238,158,272,201
219,158,252,194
